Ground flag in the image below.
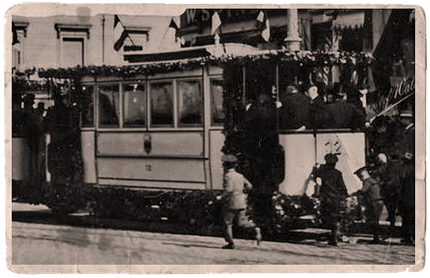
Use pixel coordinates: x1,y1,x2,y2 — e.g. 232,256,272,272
257,11,270,42
113,15,129,51
169,18,179,30
169,18,184,45
211,12,222,35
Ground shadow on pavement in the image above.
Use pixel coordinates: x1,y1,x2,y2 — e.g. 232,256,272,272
12,201,405,246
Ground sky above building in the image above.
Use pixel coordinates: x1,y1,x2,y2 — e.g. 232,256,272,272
6,2,187,17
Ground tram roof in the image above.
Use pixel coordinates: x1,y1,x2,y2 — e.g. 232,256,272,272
37,43,373,79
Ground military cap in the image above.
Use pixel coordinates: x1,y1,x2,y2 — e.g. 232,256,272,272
222,154,238,163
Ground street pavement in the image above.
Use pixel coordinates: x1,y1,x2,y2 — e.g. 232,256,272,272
9,202,418,273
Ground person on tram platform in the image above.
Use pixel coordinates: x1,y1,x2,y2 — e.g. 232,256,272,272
325,84,365,130
244,89,279,222
394,108,415,160
20,94,44,195
306,82,331,129
279,84,311,131
44,87,83,185
313,153,348,246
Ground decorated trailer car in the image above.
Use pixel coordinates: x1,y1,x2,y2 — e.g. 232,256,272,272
15,43,372,226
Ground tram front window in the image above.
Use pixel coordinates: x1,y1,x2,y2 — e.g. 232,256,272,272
177,80,202,127
81,86,94,127
98,84,120,128
211,79,225,126
123,83,146,127
150,82,174,127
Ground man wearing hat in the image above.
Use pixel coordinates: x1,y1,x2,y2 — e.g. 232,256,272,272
314,153,348,246
354,166,384,243
395,108,415,160
371,153,401,231
397,152,415,244
216,154,262,249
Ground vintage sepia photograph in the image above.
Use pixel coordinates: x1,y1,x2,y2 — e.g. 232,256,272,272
5,2,425,274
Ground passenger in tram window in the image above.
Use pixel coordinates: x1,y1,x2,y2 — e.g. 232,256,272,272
279,84,311,130
307,82,330,129
325,84,365,130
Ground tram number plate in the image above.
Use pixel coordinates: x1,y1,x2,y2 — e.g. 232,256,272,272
145,165,152,172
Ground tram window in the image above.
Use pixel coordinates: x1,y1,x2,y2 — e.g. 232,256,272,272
123,83,146,127
81,86,94,127
210,79,225,126
98,84,120,128
177,80,203,127
150,82,174,127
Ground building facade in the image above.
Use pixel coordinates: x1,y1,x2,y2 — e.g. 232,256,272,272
12,13,180,71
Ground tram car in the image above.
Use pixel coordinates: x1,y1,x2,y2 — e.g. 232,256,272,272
13,43,370,218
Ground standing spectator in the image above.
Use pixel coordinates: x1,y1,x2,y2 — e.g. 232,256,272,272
395,109,415,160
398,152,415,245
216,154,262,249
314,153,348,246
354,167,384,243
371,153,401,232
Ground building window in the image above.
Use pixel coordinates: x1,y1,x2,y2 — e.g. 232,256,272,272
55,23,91,67
150,82,174,127
177,80,203,127
12,22,29,69
210,79,225,126
62,38,84,67
98,84,120,128
123,83,146,127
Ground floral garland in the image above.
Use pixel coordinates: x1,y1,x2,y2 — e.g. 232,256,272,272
35,51,373,80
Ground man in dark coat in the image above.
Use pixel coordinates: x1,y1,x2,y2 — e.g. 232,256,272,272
244,91,279,218
314,153,348,246
397,152,415,245
279,84,311,130
325,86,365,130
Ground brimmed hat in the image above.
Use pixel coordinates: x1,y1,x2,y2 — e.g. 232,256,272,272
354,166,371,181
324,153,338,164
402,152,414,161
399,110,414,118
377,153,387,164
222,154,238,163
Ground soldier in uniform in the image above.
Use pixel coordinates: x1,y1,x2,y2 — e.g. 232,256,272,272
354,167,384,243
398,152,415,245
371,153,401,232
314,153,348,246
216,154,262,249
